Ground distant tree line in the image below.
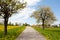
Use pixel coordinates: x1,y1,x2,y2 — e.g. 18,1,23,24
0,23,3,25
23,23,30,26
8,22,19,26
52,24,60,28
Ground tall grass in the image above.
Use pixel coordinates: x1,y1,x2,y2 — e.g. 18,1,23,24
33,27,60,40
0,25,26,40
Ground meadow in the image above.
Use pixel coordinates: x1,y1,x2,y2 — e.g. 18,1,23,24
0,25,26,40
33,27,60,40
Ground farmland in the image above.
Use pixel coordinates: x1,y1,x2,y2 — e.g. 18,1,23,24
0,25,26,40
33,27,60,40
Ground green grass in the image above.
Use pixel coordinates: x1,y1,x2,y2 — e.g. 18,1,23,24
0,25,26,40
33,27,60,40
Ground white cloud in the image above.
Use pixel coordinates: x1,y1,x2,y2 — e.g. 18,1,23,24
9,0,42,24
9,7,35,23
20,7,35,19
24,0,41,6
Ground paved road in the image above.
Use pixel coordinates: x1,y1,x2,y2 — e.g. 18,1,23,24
16,27,47,40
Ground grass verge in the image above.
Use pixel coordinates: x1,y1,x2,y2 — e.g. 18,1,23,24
0,26,26,40
33,27,60,40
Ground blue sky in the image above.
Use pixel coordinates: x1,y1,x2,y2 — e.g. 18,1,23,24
8,0,60,25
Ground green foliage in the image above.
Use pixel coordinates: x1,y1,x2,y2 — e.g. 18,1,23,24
15,23,19,26
0,26,26,40
23,23,30,26
8,22,14,26
0,23,3,25
52,25,58,28
33,27,60,40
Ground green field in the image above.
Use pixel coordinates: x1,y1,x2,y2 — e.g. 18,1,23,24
0,25,26,40
33,27,60,40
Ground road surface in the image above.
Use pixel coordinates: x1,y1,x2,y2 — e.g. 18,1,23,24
16,26,47,40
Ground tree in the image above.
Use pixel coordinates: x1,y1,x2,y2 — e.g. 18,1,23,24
0,0,26,35
8,22,14,26
23,23,30,26
8,22,11,26
15,23,18,26
31,6,56,30
59,24,60,27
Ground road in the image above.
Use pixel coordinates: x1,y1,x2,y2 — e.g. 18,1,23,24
16,26,47,40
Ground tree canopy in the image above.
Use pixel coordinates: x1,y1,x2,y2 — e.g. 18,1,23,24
0,0,26,35
31,6,56,29
0,0,26,18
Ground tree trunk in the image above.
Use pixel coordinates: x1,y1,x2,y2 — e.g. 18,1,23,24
42,20,45,30
4,17,8,35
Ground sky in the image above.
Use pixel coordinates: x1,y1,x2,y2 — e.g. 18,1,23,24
0,0,60,25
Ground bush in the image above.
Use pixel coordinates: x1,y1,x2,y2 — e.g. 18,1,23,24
52,25,58,28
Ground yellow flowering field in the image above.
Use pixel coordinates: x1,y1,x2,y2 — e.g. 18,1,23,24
0,25,26,40
0,25,20,31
